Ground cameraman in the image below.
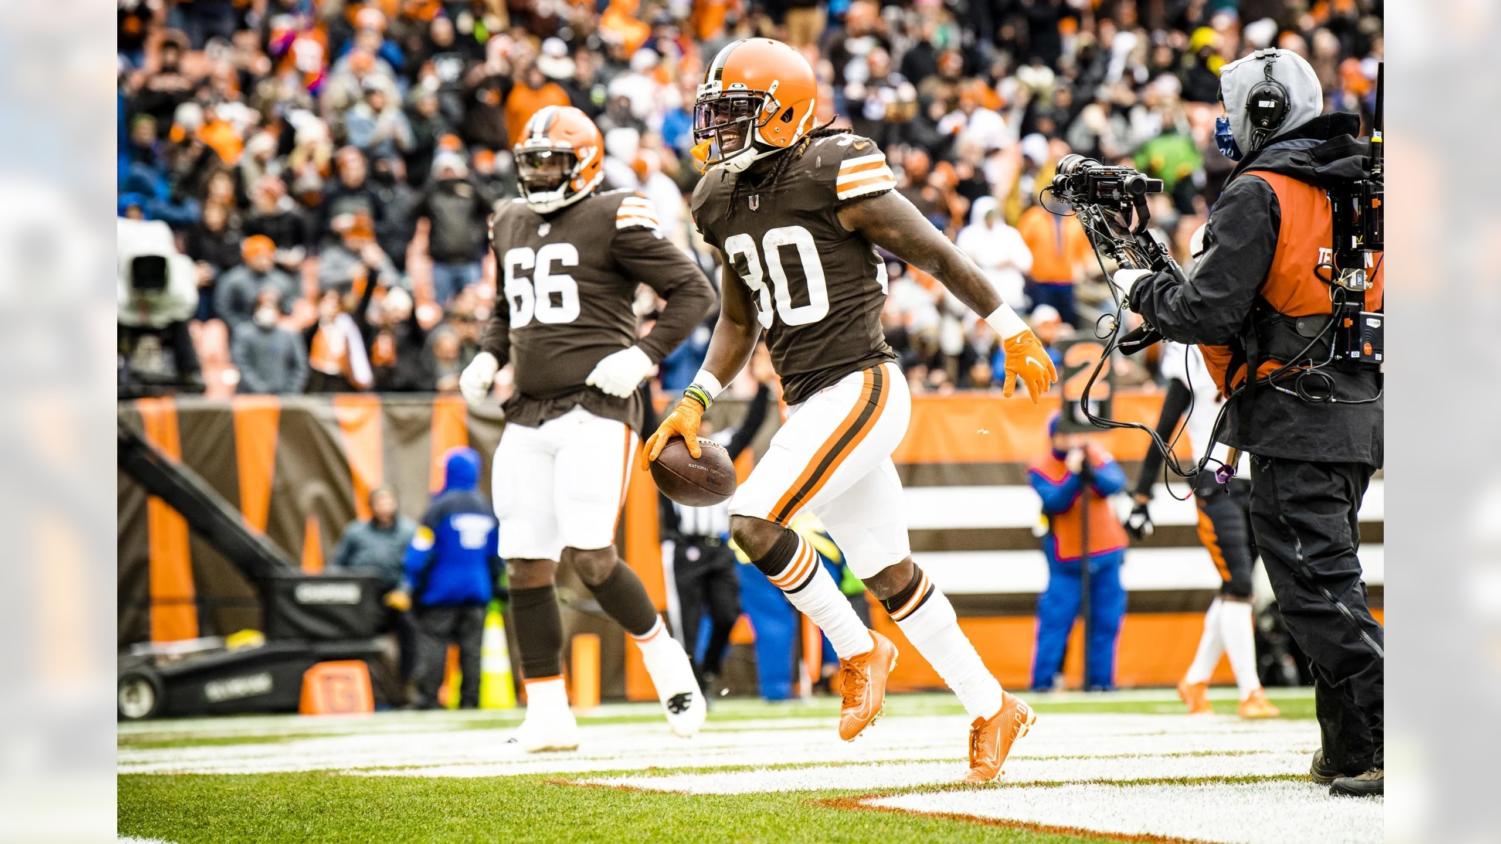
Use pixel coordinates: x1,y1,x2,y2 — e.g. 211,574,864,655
117,218,203,396
1120,49,1383,797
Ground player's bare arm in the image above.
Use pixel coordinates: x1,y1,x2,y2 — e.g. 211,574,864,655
644,261,760,464
699,259,762,388
837,189,1002,316
837,190,1059,401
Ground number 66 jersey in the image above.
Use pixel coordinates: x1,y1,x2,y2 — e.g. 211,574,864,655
482,189,711,431
691,132,898,406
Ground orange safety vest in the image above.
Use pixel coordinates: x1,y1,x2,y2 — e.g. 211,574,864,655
1199,170,1384,394
1028,451,1128,562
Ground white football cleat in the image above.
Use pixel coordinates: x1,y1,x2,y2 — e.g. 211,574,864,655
508,678,579,752
636,623,706,738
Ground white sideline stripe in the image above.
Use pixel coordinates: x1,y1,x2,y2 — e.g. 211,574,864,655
838,153,887,169
835,179,897,200
869,781,1382,844
919,546,1383,595
118,712,1317,778
586,751,1312,794
900,480,1385,530
836,166,894,186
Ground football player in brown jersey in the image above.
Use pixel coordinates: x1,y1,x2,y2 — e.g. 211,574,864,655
644,39,1057,784
460,106,715,750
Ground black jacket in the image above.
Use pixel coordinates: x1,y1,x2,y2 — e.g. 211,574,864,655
1129,114,1382,467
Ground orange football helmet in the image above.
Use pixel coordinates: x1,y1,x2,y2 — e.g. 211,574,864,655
514,105,605,213
693,38,818,173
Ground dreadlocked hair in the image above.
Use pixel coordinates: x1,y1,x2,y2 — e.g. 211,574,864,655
727,119,848,211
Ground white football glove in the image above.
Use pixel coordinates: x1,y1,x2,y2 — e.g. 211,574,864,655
1113,268,1153,290
586,345,656,398
459,352,500,406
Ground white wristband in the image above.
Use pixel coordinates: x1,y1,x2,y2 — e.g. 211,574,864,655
690,369,725,400
984,303,1030,340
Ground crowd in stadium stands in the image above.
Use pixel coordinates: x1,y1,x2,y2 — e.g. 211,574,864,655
118,0,1383,400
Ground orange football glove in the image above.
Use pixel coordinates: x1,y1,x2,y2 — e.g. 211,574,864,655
1002,331,1058,402
642,397,705,470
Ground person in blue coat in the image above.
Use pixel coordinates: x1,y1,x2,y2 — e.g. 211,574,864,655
1027,415,1130,692
390,447,501,708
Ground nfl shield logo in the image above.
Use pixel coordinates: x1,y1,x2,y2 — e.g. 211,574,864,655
748,195,760,211
538,223,551,237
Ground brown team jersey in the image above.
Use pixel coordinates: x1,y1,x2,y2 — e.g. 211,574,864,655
482,189,713,430
691,132,897,405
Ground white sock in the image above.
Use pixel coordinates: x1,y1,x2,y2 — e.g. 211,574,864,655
891,575,1003,721
632,617,695,695
523,676,569,713
1184,598,1225,684
1218,598,1262,698
767,534,874,660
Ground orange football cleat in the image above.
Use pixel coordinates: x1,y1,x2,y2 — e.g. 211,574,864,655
964,692,1036,785
1178,679,1213,715
1238,688,1281,719
836,631,897,741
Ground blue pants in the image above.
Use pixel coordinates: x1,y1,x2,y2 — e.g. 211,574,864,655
1024,281,1078,326
431,262,483,306
1031,551,1126,690
737,563,797,701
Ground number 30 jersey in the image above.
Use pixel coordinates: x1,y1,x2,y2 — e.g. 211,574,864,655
483,189,712,430
691,132,898,405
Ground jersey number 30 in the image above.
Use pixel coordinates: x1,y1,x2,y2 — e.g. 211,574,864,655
503,243,581,327
723,226,832,329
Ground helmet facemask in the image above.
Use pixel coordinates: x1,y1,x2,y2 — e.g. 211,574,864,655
693,82,785,173
516,143,598,213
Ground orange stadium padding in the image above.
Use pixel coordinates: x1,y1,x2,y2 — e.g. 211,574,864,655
427,393,469,493
137,396,199,642
231,395,281,533
332,394,385,521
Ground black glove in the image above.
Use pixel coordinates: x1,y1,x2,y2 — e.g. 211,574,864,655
1124,501,1154,540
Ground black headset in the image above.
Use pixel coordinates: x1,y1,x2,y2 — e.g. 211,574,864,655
1243,48,1291,150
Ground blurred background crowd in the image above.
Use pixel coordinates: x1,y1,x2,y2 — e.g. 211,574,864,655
116,0,1383,400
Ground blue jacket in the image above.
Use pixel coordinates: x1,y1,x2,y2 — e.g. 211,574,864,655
403,448,501,607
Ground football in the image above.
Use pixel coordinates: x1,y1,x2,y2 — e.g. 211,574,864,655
650,437,736,506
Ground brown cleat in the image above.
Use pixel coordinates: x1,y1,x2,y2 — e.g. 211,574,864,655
1178,679,1213,715
1238,688,1281,719
964,692,1036,785
836,631,897,741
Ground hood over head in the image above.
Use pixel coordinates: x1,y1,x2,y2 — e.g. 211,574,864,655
969,195,1000,227
1219,48,1323,157
442,446,481,491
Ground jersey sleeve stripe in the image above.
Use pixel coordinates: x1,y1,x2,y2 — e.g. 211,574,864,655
619,197,656,209
615,208,661,220
838,152,887,170
837,159,888,180
835,174,897,200
836,165,894,187
615,214,662,230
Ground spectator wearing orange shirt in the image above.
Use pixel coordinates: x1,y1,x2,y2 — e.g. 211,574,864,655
503,62,571,153
1017,202,1092,326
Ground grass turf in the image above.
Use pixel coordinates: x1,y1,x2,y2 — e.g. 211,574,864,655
118,771,1107,844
